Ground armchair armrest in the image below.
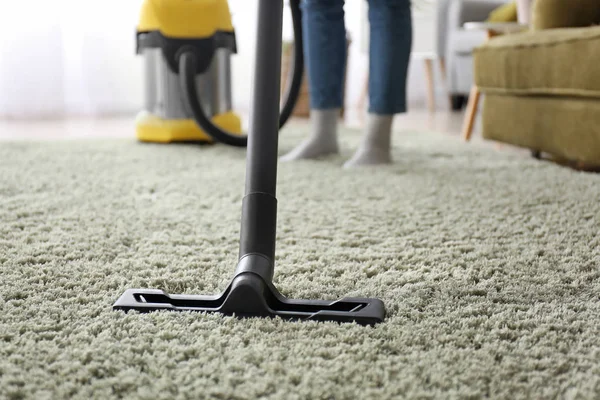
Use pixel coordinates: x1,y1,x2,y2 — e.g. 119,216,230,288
533,0,600,30
438,0,508,59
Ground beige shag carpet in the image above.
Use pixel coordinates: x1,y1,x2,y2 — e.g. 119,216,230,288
0,123,599,399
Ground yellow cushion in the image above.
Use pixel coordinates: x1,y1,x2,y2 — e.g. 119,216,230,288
532,0,600,30
487,2,518,23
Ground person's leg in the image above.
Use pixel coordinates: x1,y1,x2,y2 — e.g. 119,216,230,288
344,0,412,168
280,0,347,162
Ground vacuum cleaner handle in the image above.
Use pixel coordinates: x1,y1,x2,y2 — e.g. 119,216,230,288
179,0,304,147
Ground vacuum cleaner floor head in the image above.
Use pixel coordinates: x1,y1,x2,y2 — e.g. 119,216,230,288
113,272,385,326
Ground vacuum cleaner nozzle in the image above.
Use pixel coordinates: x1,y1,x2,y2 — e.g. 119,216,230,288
113,255,385,326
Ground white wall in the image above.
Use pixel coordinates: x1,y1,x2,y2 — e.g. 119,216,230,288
0,2,66,117
0,0,444,119
0,0,145,118
228,1,259,115
61,1,145,116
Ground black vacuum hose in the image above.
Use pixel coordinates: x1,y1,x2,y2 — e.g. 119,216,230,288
179,0,304,147
278,0,304,129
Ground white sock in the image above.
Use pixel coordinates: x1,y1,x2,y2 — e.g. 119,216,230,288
344,114,394,168
280,109,340,162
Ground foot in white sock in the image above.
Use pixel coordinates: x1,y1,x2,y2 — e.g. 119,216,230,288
280,109,340,161
344,114,394,168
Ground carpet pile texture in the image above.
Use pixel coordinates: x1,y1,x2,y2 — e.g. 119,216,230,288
1,124,599,399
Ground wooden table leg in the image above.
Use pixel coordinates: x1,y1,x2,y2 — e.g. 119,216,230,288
357,72,369,112
461,85,481,141
438,57,453,109
459,29,500,141
439,57,447,82
424,58,435,113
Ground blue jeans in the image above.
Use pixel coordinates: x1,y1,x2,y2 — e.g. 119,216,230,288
301,0,412,115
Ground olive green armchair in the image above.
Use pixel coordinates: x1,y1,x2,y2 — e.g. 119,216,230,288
473,0,600,167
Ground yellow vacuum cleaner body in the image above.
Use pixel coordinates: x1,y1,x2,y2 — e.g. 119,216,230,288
136,0,242,143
